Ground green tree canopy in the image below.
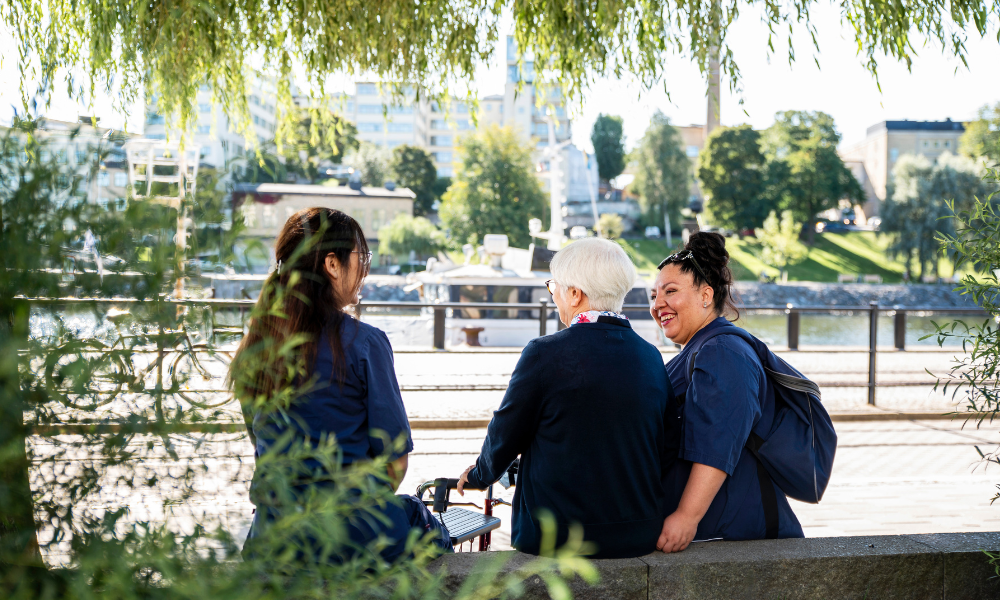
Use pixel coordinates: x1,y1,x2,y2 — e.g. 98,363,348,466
632,112,689,231
591,114,627,183
346,143,391,187
763,111,861,243
378,214,446,259
6,0,995,146
277,108,358,182
439,125,547,248
697,125,780,232
390,146,438,216
757,209,807,275
882,152,990,279
960,102,1000,167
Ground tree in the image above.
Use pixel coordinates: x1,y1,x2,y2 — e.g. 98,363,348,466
763,111,862,244
7,0,993,144
882,152,989,279
598,213,624,239
277,108,358,182
697,125,780,232
591,114,626,184
390,146,438,216
960,103,1000,167
377,214,446,259
757,210,807,279
439,126,547,248
345,143,391,187
632,112,689,232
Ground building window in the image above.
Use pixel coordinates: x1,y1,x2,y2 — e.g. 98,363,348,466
388,105,414,115
934,141,940,148
437,166,453,178
346,101,355,112
75,149,87,164
518,106,525,114
116,198,128,211
455,120,471,131
372,209,387,231
434,152,452,163
242,204,257,227
352,208,367,228
431,135,453,147
485,104,492,112
197,125,211,134
507,36,517,62
358,104,382,114
532,123,548,136
198,103,212,113
507,66,519,84
97,172,110,186
146,113,164,125
455,103,469,114
357,122,382,133
261,205,277,228
922,140,929,148
944,140,951,148
430,119,449,130
387,122,413,133
686,145,699,158
889,148,899,162
114,172,128,187
357,83,377,95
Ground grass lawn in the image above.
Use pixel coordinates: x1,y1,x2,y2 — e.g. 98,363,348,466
620,232,961,283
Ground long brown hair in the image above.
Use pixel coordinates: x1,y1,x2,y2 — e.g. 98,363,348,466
230,207,370,408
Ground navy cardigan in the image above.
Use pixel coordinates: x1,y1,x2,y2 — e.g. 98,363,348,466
465,316,673,558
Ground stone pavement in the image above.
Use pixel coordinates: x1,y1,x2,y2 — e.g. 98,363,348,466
403,419,1000,551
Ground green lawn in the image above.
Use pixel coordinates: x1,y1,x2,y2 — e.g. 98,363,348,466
620,232,961,283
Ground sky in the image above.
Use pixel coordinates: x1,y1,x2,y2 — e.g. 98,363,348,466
2,3,999,151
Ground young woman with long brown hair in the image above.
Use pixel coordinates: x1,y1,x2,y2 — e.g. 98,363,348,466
230,207,451,562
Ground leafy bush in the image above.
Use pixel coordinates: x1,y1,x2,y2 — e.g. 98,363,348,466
378,214,447,259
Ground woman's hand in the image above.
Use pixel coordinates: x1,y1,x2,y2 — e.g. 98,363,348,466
657,462,728,553
456,464,475,495
657,511,700,553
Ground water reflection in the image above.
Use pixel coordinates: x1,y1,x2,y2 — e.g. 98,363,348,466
736,313,974,347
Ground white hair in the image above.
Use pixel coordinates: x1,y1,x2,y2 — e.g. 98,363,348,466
549,238,637,312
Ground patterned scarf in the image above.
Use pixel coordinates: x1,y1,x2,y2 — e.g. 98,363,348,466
570,310,629,325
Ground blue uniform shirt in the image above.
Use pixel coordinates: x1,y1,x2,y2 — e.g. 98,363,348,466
251,317,413,466
663,317,803,541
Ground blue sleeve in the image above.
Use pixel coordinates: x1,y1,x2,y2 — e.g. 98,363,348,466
465,342,543,488
361,329,413,461
680,339,762,475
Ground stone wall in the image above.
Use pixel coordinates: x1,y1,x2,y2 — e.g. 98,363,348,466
436,532,1000,599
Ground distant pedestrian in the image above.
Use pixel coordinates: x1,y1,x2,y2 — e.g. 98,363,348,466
651,232,804,552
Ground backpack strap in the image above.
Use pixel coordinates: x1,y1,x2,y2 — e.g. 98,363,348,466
746,432,780,539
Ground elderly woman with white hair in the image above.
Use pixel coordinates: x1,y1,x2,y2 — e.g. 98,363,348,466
456,238,674,558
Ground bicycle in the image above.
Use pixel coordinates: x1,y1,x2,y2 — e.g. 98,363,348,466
44,306,241,410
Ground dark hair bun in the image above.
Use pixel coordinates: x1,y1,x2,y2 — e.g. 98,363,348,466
675,231,739,319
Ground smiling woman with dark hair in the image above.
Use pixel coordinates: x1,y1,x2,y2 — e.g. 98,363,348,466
230,207,451,563
651,232,804,553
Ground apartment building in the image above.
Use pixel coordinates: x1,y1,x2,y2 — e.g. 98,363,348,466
144,76,283,168
840,119,966,216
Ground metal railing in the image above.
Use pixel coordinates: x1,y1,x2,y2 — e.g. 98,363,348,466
24,297,991,407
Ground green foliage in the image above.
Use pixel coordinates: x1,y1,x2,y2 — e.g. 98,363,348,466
757,210,807,271
881,152,989,278
591,114,626,183
762,111,862,243
391,146,439,216
631,112,689,230
277,107,359,182
439,126,547,248
347,143,392,187
597,214,624,239
378,214,447,258
0,123,594,598
697,125,779,232
959,103,1000,167
928,166,1000,502
6,0,997,148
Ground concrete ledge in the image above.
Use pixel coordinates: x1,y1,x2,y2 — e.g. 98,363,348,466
434,532,1000,599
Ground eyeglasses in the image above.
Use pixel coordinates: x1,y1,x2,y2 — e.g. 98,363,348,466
353,250,373,266
658,251,709,282
544,279,557,295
